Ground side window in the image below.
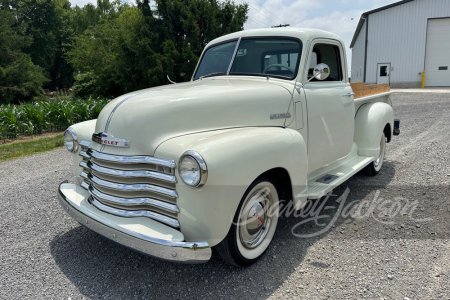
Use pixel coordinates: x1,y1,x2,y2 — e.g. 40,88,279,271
308,43,343,81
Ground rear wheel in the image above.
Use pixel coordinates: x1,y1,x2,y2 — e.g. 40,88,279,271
363,132,386,176
215,179,279,267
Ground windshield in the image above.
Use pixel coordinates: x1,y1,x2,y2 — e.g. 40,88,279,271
193,38,302,80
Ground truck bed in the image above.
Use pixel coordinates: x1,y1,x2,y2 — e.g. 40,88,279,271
350,82,390,99
351,82,392,111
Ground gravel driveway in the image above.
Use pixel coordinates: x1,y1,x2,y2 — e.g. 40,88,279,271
0,92,449,300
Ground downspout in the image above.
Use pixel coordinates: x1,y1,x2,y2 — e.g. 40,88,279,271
363,15,369,83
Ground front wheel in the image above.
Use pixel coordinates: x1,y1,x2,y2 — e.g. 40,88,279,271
215,179,279,267
363,132,386,176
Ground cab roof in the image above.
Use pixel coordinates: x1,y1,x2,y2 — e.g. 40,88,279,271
207,28,343,47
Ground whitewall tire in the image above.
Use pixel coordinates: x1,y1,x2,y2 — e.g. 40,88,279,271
216,179,279,267
363,132,386,176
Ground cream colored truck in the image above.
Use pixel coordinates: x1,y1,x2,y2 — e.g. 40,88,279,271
58,28,400,267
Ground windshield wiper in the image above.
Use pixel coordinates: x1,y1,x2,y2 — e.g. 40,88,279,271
195,72,227,81
230,72,292,80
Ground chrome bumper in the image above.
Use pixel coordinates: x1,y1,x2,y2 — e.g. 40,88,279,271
57,182,211,263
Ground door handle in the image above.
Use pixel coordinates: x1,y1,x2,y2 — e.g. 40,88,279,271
346,92,355,96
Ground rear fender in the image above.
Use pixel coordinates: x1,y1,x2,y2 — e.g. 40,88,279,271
354,102,394,158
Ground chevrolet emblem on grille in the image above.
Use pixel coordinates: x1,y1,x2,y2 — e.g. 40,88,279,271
92,132,130,147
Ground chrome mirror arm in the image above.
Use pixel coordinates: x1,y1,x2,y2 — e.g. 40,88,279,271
305,71,322,84
167,75,176,84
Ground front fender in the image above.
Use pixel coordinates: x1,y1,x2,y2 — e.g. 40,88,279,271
154,127,307,246
354,102,394,158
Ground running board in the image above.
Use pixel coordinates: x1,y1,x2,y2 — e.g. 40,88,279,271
306,155,373,199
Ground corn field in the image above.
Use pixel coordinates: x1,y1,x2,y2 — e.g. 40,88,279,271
0,99,109,141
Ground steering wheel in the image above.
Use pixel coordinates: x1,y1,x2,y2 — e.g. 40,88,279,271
263,64,295,73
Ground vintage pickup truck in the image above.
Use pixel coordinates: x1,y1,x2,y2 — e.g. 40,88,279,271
58,28,399,267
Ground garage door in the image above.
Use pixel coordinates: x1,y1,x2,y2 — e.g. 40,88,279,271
425,18,450,87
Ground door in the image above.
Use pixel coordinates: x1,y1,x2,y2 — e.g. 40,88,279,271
425,18,450,87
377,63,390,84
303,41,355,173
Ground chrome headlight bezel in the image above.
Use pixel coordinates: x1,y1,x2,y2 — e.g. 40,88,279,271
64,127,78,153
178,150,208,188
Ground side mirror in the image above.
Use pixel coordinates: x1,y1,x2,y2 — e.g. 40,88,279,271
313,63,330,80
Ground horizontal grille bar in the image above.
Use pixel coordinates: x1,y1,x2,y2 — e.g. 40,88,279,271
80,161,176,183
88,197,180,228
81,149,176,168
81,181,89,190
78,142,179,229
88,185,179,213
80,171,178,199
79,140,92,149
80,151,89,159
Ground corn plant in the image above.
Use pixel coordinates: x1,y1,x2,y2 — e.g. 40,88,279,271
0,105,22,138
0,98,109,141
20,103,49,134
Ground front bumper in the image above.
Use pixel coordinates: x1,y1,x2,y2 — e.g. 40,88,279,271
57,182,211,263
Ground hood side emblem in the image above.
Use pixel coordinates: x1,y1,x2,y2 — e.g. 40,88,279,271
270,113,291,120
92,132,130,148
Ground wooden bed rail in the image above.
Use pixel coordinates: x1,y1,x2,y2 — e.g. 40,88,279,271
350,82,390,99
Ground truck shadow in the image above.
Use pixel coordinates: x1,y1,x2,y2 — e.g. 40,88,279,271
50,161,397,300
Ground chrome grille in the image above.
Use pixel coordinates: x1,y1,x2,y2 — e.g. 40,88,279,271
78,141,179,228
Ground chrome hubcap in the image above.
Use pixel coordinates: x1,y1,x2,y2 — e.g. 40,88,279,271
239,189,272,249
246,202,265,235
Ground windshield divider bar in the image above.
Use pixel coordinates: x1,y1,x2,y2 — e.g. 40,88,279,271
226,37,241,75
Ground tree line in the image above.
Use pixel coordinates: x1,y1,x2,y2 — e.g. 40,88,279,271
0,0,248,103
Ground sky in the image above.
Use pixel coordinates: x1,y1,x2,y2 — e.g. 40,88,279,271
242,0,400,73
69,0,401,74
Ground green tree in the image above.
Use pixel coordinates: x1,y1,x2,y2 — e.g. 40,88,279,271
153,0,248,82
16,0,74,90
69,0,248,98
70,8,164,96
71,0,131,35
0,8,47,103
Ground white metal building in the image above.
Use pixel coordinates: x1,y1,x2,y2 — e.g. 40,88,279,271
350,0,450,87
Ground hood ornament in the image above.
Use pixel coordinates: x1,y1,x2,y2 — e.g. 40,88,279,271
92,132,130,148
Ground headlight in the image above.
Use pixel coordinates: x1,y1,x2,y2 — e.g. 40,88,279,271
178,151,208,188
64,127,78,152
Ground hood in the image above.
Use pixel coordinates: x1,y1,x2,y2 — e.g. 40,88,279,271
93,78,293,155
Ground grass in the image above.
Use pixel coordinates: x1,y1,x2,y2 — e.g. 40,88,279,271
0,134,64,162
